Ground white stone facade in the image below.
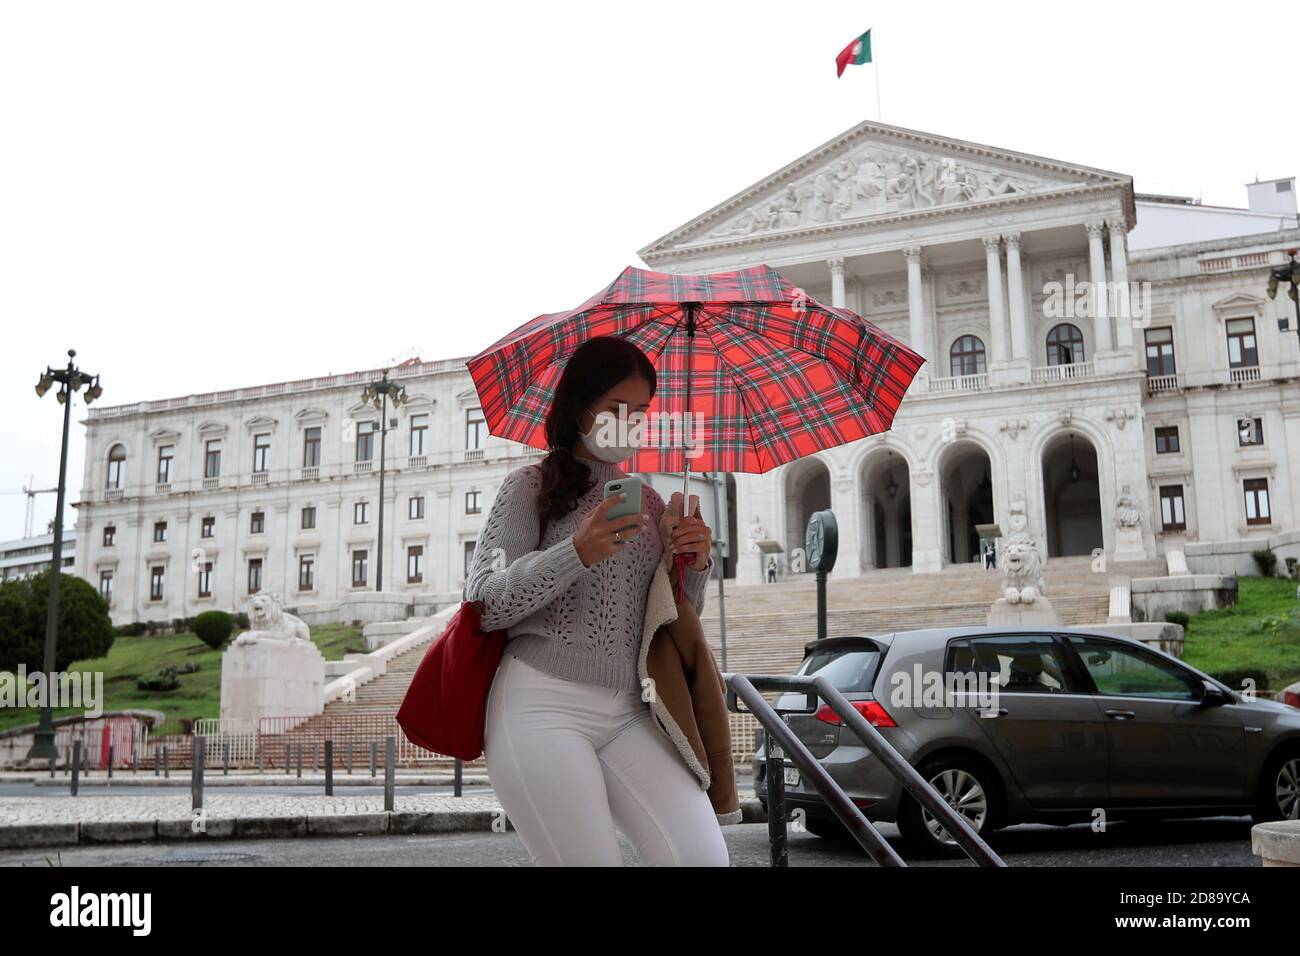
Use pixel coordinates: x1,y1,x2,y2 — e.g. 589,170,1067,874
73,120,1300,620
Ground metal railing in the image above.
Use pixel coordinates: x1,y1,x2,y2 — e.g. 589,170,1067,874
725,671,1006,868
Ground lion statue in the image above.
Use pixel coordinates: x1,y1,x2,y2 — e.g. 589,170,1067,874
1001,532,1045,605
233,593,312,646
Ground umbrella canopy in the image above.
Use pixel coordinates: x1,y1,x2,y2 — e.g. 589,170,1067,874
466,263,925,475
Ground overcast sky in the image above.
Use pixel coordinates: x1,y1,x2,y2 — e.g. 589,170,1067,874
2,0,1294,538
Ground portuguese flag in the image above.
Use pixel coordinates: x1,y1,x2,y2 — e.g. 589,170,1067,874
835,29,872,78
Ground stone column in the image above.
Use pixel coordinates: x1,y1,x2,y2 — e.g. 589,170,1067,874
983,235,1009,365
830,475,862,579
908,470,943,573
1086,220,1113,352
904,245,928,365
1005,232,1029,360
829,257,846,309
1108,219,1134,350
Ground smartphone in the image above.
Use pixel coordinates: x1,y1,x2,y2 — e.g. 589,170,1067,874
603,476,643,520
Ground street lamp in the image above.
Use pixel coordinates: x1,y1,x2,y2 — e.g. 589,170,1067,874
28,350,102,764
1266,248,1300,340
360,369,406,591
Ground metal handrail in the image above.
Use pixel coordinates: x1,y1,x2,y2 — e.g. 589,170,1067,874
725,671,1007,868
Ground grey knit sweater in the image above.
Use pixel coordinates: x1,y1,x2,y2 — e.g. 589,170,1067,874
463,456,712,692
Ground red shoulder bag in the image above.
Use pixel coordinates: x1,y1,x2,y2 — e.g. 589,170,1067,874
395,522,547,761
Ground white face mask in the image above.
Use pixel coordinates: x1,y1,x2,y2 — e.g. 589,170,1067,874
579,406,641,463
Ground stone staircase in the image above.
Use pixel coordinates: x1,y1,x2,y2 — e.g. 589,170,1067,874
282,555,1165,766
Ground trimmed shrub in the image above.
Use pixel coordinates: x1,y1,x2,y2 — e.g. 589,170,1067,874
136,664,180,692
1209,667,1270,693
1252,549,1277,577
1163,610,1190,630
193,610,234,650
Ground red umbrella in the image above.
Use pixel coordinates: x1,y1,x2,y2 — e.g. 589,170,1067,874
467,263,925,482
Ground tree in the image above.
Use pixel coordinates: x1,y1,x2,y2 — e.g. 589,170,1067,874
0,570,115,673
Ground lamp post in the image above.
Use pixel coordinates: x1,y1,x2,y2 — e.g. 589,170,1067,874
1266,248,1300,341
360,369,406,591
28,350,102,762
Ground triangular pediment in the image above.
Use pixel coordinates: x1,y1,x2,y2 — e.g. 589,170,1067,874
639,120,1133,258
1211,292,1267,315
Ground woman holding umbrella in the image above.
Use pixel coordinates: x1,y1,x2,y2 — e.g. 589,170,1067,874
465,335,728,867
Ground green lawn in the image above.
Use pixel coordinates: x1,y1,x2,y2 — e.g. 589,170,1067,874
0,622,366,733
1182,576,1300,690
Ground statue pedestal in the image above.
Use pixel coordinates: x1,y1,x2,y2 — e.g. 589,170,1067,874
220,637,326,726
987,596,1060,627
1114,526,1147,563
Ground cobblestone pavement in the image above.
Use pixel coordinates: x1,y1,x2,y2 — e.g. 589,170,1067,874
0,793,503,826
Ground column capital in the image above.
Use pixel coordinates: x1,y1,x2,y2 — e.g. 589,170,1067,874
981,234,1002,253
1085,219,1107,240
903,244,924,264
1002,231,1022,249
827,256,846,274
1105,217,1127,235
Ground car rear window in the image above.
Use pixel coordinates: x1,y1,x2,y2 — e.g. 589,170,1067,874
796,644,884,693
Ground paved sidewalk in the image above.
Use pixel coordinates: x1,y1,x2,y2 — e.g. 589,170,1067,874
0,770,492,787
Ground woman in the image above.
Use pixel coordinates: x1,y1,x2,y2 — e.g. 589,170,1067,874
464,335,730,867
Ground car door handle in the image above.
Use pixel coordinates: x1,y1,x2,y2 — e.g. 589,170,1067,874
1105,710,1137,721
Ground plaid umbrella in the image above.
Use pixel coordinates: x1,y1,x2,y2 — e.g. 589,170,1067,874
467,263,925,476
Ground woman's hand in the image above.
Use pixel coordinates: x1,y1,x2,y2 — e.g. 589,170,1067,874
572,494,645,568
671,513,712,571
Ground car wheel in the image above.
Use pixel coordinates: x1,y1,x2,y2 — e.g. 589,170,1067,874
1253,749,1300,823
897,756,1001,857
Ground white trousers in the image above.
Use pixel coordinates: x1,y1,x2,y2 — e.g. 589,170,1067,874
483,649,731,867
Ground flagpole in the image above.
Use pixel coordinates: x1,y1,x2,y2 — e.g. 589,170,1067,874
873,30,883,123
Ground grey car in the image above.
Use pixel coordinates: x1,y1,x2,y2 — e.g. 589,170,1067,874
752,625,1300,856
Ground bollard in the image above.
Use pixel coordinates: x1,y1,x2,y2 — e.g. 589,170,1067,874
108,744,114,780
324,740,334,796
154,748,160,777
369,741,377,779
192,736,205,813
311,744,318,774
296,743,303,780
49,756,56,779
258,748,264,774
454,758,462,798
70,740,82,796
384,736,396,812
765,737,788,868
132,747,138,775
347,742,353,776
163,746,170,780
223,742,229,776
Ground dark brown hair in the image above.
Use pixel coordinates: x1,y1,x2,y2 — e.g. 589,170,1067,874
536,336,656,525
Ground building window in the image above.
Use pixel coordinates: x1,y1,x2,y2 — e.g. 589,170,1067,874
99,570,113,604
299,554,315,592
466,407,487,450
355,422,376,462
301,506,316,530
1154,426,1180,454
410,413,429,456
354,501,369,524
409,495,424,520
1226,317,1258,368
1144,326,1176,376
250,511,265,534
157,445,173,484
1243,478,1271,526
153,521,167,543
149,566,165,601
1237,417,1264,447
1046,322,1086,365
205,439,222,479
247,558,263,594
1159,485,1186,531
352,550,368,588
407,545,424,584
949,335,987,377
303,426,321,468
465,490,482,515
197,560,213,598
102,525,116,547
463,540,476,578
201,516,215,538
106,444,126,490
253,433,271,473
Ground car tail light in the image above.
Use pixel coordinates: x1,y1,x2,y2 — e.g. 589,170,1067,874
814,700,897,728
1284,688,1300,710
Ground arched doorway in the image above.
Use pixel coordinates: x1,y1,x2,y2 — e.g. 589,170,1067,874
1041,430,1103,557
940,441,995,565
784,458,830,566
861,450,911,568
